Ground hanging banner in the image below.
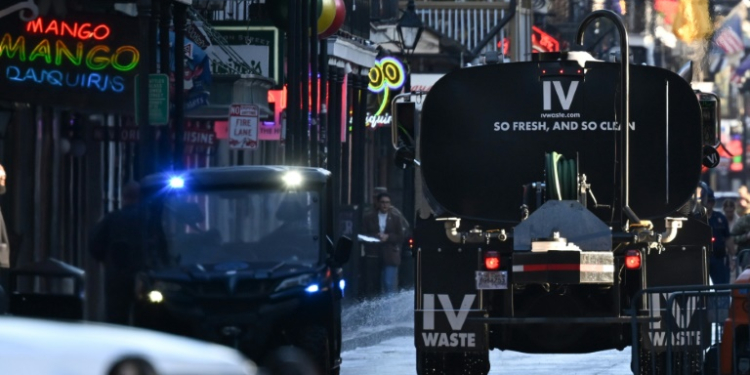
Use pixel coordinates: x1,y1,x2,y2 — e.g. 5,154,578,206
228,104,259,149
158,30,213,114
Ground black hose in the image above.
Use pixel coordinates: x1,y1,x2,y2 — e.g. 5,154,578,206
546,152,577,201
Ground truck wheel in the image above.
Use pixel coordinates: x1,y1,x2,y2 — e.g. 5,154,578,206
298,325,334,375
416,350,489,375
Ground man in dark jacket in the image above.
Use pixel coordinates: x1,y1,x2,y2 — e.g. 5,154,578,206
362,193,404,296
89,181,144,324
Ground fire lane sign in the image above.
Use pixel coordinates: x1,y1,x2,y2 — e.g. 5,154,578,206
228,104,259,149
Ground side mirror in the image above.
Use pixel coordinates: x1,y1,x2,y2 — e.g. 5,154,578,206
394,146,417,170
333,236,353,266
697,91,719,147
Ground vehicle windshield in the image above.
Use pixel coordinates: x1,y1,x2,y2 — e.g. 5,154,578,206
153,188,321,268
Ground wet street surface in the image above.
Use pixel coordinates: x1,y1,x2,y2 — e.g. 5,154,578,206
340,290,633,375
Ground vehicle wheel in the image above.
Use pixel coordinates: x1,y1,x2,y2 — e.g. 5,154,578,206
108,358,156,375
298,325,332,375
265,346,319,375
417,350,490,375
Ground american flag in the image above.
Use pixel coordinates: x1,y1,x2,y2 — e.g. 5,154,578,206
714,14,745,55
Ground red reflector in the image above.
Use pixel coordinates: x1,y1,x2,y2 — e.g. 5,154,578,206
485,251,500,270
625,250,641,270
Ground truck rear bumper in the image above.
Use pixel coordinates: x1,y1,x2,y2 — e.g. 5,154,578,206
512,250,615,284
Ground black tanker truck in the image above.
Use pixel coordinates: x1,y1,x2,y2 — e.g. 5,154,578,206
393,11,720,375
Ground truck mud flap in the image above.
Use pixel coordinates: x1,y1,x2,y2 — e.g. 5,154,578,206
415,247,488,352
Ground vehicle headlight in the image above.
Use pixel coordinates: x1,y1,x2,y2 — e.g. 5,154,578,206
275,274,313,292
282,171,303,187
147,290,164,303
168,176,185,189
145,281,181,303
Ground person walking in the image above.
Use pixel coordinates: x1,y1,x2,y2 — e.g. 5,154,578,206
738,186,750,216
88,181,144,324
705,190,731,285
364,187,410,237
724,199,740,229
362,193,404,296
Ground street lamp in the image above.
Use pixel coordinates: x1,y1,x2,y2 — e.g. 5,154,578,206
397,0,423,55
394,0,423,291
396,0,423,95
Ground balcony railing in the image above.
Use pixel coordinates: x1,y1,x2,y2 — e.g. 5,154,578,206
199,0,257,22
403,1,513,54
199,0,517,55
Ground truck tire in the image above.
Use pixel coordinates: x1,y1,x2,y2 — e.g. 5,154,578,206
298,325,336,375
417,350,490,375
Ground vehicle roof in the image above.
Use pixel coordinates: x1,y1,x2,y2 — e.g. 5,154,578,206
141,166,331,189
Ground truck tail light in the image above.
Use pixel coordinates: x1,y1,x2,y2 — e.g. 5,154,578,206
625,250,641,270
485,251,500,270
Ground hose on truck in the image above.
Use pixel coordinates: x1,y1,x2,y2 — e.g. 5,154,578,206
546,152,577,200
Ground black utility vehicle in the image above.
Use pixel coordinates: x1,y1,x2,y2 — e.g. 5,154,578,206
132,166,352,375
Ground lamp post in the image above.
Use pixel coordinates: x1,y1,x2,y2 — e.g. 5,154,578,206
397,0,423,94
395,0,422,291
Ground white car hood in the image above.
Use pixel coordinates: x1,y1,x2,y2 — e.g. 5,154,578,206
0,316,256,375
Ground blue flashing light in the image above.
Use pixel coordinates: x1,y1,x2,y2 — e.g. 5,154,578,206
305,284,320,293
339,279,346,291
168,176,185,189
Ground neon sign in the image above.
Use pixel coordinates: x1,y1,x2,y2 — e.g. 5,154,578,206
26,18,111,40
496,27,561,56
367,57,404,127
532,26,560,53
0,14,140,112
